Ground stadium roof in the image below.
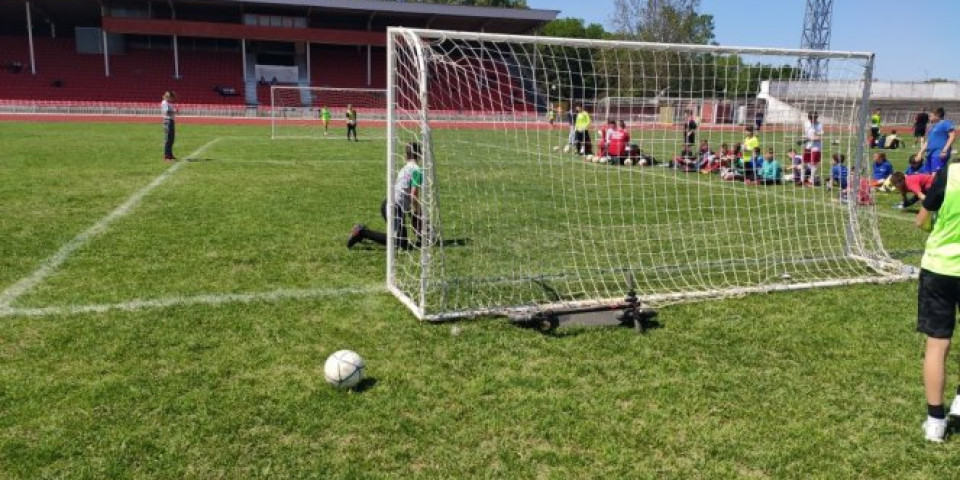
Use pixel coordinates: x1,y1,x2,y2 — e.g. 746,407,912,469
219,0,558,22
2,0,558,35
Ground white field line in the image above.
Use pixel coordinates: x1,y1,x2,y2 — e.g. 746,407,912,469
222,158,378,166
0,285,385,318
0,138,221,310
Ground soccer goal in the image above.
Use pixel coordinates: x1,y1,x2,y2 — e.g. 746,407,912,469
270,86,387,139
386,27,915,321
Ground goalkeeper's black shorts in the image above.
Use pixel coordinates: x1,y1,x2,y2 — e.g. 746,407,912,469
918,268,960,339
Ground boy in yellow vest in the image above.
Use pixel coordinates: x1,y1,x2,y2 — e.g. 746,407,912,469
916,162,960,442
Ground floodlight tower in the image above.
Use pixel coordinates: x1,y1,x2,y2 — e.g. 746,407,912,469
798,0,833,80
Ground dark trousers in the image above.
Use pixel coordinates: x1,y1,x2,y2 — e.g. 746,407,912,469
574,130,592,155
163,119,176,158
362,199,419,249
347,123,357,141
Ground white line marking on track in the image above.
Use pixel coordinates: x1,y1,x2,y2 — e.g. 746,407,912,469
0,138,221,309
0,285,384,318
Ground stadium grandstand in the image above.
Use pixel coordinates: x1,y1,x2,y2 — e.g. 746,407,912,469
0,0,558,115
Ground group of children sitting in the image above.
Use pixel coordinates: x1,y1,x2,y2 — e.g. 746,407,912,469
584,120,933,208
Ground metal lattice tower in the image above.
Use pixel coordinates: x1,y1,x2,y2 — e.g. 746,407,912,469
798,0,833,79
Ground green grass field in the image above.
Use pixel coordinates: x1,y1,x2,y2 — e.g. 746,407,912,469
0,120,956,479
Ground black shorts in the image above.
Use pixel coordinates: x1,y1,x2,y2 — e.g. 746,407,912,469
917,268,960,339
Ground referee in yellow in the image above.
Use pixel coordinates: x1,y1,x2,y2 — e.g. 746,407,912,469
917,161,960,442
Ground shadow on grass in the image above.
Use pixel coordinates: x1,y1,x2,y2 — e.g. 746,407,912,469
352,377,378,393
347,238,471,251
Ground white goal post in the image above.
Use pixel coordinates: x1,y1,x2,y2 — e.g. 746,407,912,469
270,86,387,139
386,27,914,321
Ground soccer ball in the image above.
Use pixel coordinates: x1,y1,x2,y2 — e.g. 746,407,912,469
563,145,571,154
624,159,633,166
324,350,365,390
586,154,595,162
599,157,609,164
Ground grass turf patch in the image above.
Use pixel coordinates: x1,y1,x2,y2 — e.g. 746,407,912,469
0,120,953,478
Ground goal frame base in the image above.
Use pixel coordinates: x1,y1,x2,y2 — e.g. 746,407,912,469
507,288,659,334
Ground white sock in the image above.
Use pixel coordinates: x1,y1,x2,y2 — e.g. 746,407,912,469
928,415,947,424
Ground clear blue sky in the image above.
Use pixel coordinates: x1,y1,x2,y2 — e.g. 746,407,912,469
527,0,960,81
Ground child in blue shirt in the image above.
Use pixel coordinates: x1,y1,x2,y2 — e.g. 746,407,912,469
830,153,848,190
757,147,782,185
904,154,925,175
918,107,955,173
871,152,894,188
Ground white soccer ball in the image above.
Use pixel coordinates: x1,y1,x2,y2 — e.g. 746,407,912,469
639,159,649,166
599,157,609,164
324,350,365,390
586,154,595,162
624,159,633,166
563,145,571,154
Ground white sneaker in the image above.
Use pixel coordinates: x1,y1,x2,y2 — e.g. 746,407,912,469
923,417,948,443
949,396,960,417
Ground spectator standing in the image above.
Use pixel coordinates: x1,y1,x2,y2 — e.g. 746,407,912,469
345,105,358,142
914,161,960,442
161,91,177,162
870,109,882,147
574,105,592,155
914,108,931,147
917,107,955,174
801,111,823,186
563,105,577,153
683,110,697,146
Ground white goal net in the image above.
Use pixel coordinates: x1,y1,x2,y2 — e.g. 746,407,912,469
387,27,913,321
270,86,387,139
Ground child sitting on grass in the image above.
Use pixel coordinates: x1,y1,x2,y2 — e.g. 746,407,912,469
672,144,698,171
755,147,783,185
786,148,804,183
871,152,894,189
829,153,848,190
722,147,763,182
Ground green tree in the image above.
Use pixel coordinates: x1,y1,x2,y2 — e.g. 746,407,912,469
537,19,609,106
611,0,714,44
542,18,607,40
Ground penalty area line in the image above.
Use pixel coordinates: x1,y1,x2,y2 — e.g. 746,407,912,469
0,138,222,310
0,285,385,318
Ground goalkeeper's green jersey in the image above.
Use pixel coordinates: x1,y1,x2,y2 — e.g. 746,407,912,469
321,108,331,121
575,111,591,132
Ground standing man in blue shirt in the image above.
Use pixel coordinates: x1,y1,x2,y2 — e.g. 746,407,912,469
918,107,955,174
